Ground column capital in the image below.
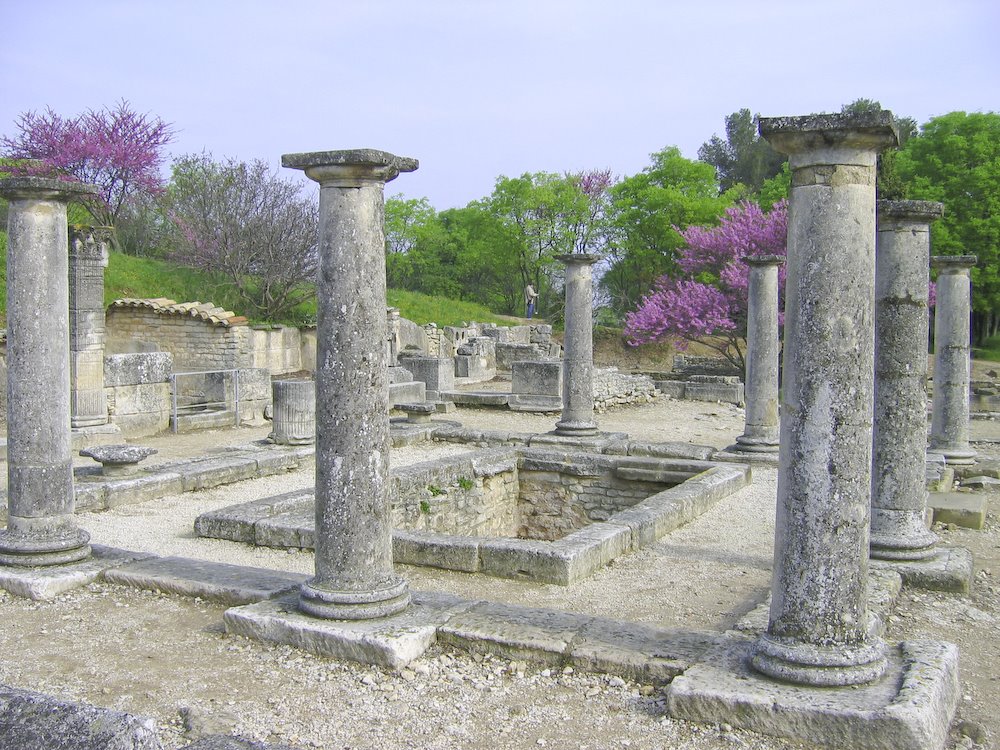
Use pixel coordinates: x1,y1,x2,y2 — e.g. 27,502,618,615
555,253,602,266
759,112,899,170
932,255,977,271
877,200,944,223
0,176,97,202
282,149,418,187
742,254,785,267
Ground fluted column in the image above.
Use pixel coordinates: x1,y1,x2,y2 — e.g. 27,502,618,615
282,149,417,619
554,253,600,437
68,225,111,427
0,177,96,566
929,255,977,466
734,255,783,454
871,201,943,560
752,113,898,687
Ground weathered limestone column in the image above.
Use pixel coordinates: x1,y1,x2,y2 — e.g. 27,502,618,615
734,255,783,454
751,113,898,687
282,149,416,620
871,201,943,560
554,253,600,437
68,225,111,427
0,177,96,566
270,380,315,445
929,255,978,466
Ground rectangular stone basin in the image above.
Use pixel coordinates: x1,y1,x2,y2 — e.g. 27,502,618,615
195,448,750,585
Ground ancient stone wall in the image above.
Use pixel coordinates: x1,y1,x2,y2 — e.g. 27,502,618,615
103,352,173,437
593,368,658,412
106,300,250,372
389,449,519,537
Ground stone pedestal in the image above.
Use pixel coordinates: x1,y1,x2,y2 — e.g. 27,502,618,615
751,113,898,687
270,380,315,445
734,255,783,454
872,201,943,561
554,253,600,437
68,225,110,427
283,149,417,620
929,255,977,466
0,177,97,567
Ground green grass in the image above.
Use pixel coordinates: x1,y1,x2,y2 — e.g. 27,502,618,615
973,334,1000,363
0,230,513,329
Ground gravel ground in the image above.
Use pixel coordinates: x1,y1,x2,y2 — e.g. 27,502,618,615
0,395,996,750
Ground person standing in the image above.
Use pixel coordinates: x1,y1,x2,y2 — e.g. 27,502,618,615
525,283,538,319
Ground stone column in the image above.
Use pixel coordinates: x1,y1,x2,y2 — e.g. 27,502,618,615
68,225,111,427
282,149,417,620
554,253,600,437
0,177,97,567
929,255,977,466
270,380,315,445
751,113,898,687
734,255,783,454
871,201,943,560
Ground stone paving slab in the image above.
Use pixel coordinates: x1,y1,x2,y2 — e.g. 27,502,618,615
224,593,473,670
666,637,960,750
928,491,988,529
0,683,161,750
870,545,974,593
0,545,153,601
102,556,308,606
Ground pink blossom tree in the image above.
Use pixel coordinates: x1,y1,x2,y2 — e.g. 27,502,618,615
1,100,174,229
624,200,787,370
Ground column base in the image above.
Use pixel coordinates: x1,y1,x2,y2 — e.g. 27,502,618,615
299,576,410,620
870,531,939,562
750,631,887,687
930,445,977,466
553,419,599,437
733,434,780,453
0,527,92,568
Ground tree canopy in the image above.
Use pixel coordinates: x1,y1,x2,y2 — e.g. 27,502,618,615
698,109,785,195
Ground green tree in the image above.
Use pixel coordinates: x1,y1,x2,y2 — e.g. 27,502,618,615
698,109,785,194
896,111,1000,341
602,147,733,319
840,98,918,200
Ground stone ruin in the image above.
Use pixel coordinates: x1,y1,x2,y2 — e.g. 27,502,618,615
0,116,989,750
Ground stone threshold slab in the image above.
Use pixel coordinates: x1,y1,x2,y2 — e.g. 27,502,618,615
0,545,153,601
102,555,309,606
712,448,780,467
666,637,959,750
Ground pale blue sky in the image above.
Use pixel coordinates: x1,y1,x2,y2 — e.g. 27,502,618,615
2,0,998,209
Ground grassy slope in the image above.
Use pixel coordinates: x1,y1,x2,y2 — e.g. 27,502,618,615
0,233,513,329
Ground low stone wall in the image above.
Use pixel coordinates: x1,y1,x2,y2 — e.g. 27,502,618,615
247,326,317,375
391,449,519,537
593,368,658,412
104,352,173,437
517,451,679,540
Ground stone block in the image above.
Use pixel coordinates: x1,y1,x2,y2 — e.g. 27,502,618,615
507,394,562,412
392,530,481,572
496,342,545,371
928,491,987,529
441,391,509,407
194,491,313,544
870,545,973,593
255,506,316,549
0,546,152,601
103,472,185,508
102,556,307,605
626,441,716,461
654,380,687,399
399,355,455,393
224,594,464,670
666,638,959,750
683,380,745,405
511,360,562,396
175,456,259,491
555,523,633,584
478,538,571,585
104,351,173,386
388,380,426,408
107,382,171,416
0,685,161,750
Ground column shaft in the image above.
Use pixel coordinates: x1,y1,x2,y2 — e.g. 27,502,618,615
929,256,977,465
871,201,942,560
735,256,783,453
554,254,600,436
0,178,96,566
752,113,898,687
68,226,110,427
282,150,417,620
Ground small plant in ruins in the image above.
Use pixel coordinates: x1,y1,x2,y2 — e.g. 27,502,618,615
623,200,787,371
419,500,431,514
427,485,445,497
457,476,474,490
